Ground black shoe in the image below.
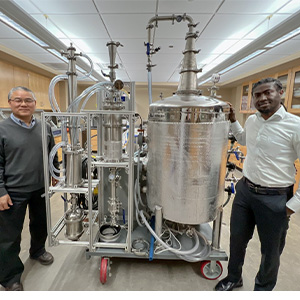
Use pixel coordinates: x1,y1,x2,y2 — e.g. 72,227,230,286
31,251,54,265
5,282,23,291
214,276,243,291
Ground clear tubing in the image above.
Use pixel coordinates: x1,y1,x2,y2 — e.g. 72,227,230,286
135,148,211,259
147,71,152,105
49,141,66,181
49,74,68,112
177,231,211,262
139,210,200,255
67,81,113,112
79,87,105,112
136,149,146,207
79,53,94,79
134,180,145,227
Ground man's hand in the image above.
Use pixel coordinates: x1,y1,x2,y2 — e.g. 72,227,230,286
286,207,294,217
227,102,237,123
0,194,13,211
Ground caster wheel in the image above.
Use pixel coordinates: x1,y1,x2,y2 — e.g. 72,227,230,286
100,257,109,284
200,260,223,280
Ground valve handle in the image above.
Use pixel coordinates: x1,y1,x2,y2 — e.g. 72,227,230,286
234,151,240,160
231,182,235,194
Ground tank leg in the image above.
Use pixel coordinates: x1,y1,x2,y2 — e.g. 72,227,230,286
212,206,223,250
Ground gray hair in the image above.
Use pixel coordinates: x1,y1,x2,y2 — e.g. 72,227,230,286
8,86,36,101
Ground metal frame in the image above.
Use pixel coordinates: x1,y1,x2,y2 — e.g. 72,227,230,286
41,110,135,252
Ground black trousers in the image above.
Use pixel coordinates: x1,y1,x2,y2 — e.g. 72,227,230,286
0,188,47,287
227,179,293,291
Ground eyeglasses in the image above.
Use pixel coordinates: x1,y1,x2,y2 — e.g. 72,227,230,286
9,98,35,104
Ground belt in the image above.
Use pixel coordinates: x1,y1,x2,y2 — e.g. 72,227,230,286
242,177,292,195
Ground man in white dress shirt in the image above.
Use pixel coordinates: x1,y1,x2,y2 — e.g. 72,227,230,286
215,77,300,291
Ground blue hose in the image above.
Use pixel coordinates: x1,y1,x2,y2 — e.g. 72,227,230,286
149,216,155,261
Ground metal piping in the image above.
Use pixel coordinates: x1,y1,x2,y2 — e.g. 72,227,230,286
146,14,196,104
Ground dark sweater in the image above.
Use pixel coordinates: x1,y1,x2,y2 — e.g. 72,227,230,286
0,118,57,196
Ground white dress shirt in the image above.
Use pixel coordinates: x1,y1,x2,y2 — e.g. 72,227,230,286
230,105,300,213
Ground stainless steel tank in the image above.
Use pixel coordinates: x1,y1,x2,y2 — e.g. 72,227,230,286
147,95,229,224
146,20,230,225
64,200,84,241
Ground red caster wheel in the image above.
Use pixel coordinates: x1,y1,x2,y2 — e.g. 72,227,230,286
200,260,223,280
100,257,109,284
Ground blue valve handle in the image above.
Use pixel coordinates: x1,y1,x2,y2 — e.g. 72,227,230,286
61,195,67,202
234,151,240,160
146,43,150,56
231,182,235,194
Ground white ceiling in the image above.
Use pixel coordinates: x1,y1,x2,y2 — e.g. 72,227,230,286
0,0,300,87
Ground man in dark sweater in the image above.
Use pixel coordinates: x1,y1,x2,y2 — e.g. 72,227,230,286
0,86,58,291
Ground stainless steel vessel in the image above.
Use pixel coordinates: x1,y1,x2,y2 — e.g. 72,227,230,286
64,198,84,241
147,95,229,224
146,20,230,224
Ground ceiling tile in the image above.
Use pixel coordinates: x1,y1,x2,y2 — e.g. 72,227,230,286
218,0,291,14
2,0,300,86
32,14,68,39
101,13,154,39
244,14,296,39
158,0,222,14
94,0,156,13
275,0,300,14
12,0,41,13
29,0,96,14
117,39,148,55
200,14,268,39
150,38,186,54
47,14,110,39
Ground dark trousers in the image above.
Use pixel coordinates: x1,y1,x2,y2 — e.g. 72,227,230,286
227,179,292,291
0,188,47,287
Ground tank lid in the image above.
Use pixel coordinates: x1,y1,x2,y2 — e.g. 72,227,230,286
150,94,229,108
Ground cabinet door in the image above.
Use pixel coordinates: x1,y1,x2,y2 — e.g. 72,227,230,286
287,66,300,113
240,84,249,112
0,61,14,107
277,73,290,106
240,81,256,113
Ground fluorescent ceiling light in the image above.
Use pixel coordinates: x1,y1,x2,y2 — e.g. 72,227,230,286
0,12,49,48
219,49,266,75
264,26,300,48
